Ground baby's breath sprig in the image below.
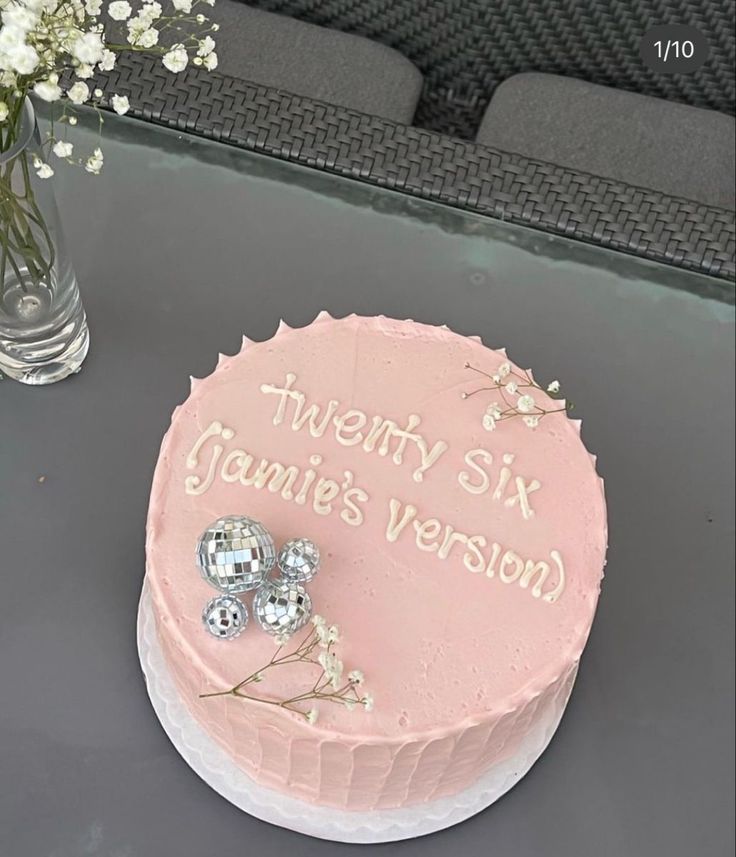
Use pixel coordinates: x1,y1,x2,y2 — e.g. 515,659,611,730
462,360,571,430
1,0,221,171
199,615,373,726
1,0,222,298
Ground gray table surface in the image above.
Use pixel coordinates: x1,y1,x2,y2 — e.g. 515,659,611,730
1,112,734,857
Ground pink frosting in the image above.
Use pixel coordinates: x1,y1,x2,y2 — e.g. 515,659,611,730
146,313,607,809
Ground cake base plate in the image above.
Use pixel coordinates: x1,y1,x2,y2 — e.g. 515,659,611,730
137,582,574,843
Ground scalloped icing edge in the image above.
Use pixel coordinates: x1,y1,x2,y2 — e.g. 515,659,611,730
193,310,514,408
170,310,607,557
161,309,607,555
183,310,604,487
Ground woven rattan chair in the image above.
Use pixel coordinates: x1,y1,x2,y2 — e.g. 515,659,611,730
249,0,735,140
97,0,736,281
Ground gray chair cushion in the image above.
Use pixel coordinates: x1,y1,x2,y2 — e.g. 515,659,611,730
210,2,423,124
476,73,735,210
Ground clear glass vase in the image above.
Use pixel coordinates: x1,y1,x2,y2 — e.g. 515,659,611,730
0,99,88,385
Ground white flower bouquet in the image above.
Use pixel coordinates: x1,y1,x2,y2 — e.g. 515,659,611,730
0,0,219,381
1,0,218,170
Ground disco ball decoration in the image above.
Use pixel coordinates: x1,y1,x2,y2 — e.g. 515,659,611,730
253,580,312,636
277,537,321,584
202,595,248,640
196,515,276,594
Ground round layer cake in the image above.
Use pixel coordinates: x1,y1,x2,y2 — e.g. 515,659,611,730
146,313,607,811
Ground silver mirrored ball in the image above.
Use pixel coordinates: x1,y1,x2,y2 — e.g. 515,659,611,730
253,580,312,636
277,537,321,584
196,515,276,593
202,594,248,640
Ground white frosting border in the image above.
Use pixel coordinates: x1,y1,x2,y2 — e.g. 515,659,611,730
138,580,577,843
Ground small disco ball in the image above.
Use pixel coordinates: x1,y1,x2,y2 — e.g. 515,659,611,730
277,537,321,584
202,594,248,640
253,580,312,636
196,515,276,594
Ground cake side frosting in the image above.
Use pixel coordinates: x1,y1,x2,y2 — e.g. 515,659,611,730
146,312,607,810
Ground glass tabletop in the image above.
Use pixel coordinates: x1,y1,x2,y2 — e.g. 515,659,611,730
1,109,733,857
59,109,734,304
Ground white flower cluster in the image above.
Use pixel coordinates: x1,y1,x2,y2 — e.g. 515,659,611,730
465,360,568,431
1,0,219,174
0,0,114,86
202,612,374,726
481,401,503,431
318,650,343,688
312,613,339,647
310,616,373,716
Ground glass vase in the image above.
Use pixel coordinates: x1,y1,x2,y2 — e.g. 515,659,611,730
0,99,88,385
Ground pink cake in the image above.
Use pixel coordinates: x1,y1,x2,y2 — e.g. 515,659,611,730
146,313,607,811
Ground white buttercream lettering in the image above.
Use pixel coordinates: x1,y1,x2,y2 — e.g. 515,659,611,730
293,399,340,437
499,550,524,583
186,367,563,604
458,449,493,494
185,420,226,495
459,448,540,520
295,467,317,505
363,416,398,455
505,476,541,520
386,498,417,542
486,542,501,578
544,551,566,603
333,409,367,446
437,526,468,560
183,422,369,526
385,499,565,602
520,560,551,597
261,374,448,481
412,518,442,552
313,478,341,515
493,464,513,501
463,535,488,573
392,415,421,464
251,460,301,496
341,487,368,526
413,437,449,483
260,374,296,426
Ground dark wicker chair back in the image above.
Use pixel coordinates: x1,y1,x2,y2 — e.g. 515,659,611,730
250,0,736,138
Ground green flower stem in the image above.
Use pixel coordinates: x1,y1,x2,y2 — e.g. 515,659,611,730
0,150,56,296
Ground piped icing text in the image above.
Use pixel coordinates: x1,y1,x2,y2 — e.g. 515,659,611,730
183,374,566,603
260,373,448,483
